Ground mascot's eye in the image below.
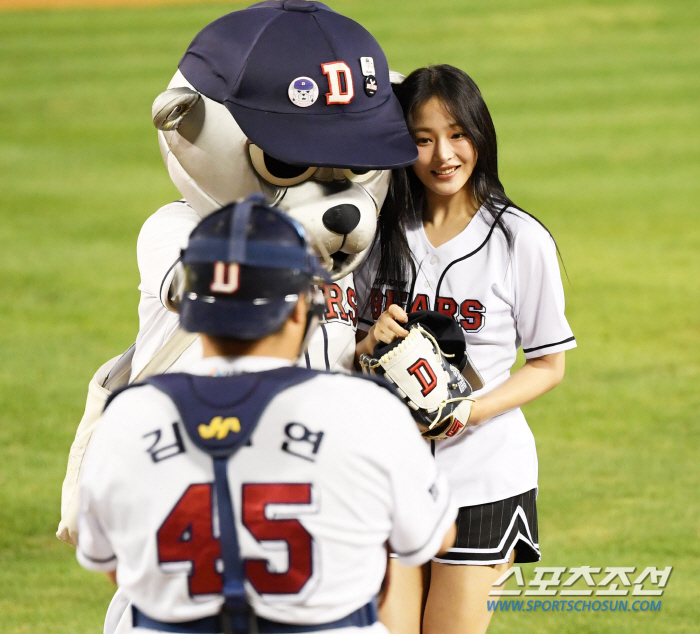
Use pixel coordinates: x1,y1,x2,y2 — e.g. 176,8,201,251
342,168,379,183
249,144,317,187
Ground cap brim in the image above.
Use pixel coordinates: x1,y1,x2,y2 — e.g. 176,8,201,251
226,96,418,170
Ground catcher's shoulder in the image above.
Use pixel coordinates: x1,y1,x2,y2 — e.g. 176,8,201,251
305,370,403,405
94,383,177,451
103,381,174,416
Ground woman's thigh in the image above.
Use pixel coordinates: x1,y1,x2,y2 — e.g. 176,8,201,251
423,551,515,634
378,559,429,634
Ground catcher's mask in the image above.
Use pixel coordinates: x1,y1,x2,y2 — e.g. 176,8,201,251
179,195,330,341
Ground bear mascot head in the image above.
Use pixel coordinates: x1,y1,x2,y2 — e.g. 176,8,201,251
151,0,417,281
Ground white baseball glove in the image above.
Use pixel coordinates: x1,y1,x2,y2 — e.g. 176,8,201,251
360,317,476,440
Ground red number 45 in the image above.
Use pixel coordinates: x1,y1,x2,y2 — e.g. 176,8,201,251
157,482,314,596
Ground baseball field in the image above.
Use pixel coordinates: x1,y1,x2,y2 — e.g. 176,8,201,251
0,0,698,631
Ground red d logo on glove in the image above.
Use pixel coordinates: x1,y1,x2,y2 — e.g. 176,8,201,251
407,358,438,396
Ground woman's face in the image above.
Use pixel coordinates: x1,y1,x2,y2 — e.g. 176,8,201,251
410,96,477,201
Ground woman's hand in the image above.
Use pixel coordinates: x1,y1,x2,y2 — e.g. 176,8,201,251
356,304,410,359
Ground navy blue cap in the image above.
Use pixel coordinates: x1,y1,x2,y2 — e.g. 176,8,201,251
179,196,330,340
182,197,324,275
179,0,418,169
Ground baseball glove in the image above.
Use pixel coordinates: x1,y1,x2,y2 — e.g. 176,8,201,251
360,311,479,440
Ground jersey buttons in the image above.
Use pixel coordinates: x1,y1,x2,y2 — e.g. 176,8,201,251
430,255,439,265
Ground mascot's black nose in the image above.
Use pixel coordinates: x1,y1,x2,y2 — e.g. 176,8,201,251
322,204,361,235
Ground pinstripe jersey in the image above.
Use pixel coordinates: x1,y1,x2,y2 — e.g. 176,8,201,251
131,202,358,377
356,205,576,507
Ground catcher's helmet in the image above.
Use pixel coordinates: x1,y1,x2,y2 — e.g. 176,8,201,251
179,195,329,339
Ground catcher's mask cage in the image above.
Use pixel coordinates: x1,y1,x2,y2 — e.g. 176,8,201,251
179,194,330,340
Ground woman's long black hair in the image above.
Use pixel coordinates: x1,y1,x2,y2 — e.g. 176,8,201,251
372,64,534,298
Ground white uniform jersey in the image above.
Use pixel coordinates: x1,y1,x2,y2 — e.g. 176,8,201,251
77,356,456,629
356,206,577,507
131,202,358,379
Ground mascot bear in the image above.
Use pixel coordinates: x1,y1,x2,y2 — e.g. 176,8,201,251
133,0,417,378
59,2,416,632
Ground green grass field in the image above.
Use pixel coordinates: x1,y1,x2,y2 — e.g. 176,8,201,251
1,0,698,631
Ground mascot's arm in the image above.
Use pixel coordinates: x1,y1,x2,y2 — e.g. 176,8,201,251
136,201,202,311
58,202,203,546
131,201,202,379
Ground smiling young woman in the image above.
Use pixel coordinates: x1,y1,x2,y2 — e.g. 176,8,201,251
355,65,577,634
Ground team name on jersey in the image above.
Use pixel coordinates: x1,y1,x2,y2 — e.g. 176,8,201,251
370,288,486,333
323,283,357,327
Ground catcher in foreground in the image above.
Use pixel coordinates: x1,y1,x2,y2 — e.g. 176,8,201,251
359,311,483,440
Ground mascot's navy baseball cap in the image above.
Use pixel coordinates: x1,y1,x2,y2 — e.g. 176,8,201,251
178,0,418,169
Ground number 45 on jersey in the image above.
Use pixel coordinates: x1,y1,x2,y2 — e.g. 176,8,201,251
157,482,316,597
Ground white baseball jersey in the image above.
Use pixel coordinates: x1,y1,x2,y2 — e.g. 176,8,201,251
77,355,456,630
356,205,577,508
131,202,358,379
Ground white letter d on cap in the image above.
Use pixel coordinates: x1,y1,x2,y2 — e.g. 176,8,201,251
321,61,354,105
210,262,240,294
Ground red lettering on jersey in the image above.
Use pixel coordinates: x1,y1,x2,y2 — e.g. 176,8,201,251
370,288,383,320
243,483,314,595
384,289,400,311
346,287,357,326
410,294,429,312
321,61,354,105
407,358,438,396
459,299,485,332
157,484,222,595
436,296,458,318
324,283,349,321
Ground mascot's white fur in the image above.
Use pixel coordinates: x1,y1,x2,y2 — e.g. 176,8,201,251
59,3,417,632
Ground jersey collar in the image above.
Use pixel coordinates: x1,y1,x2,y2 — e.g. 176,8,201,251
190,355,294,377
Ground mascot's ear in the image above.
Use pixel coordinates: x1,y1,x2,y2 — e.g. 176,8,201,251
389,70,406,85
152,87,201,131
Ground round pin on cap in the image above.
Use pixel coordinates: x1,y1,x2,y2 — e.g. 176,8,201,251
289,76,319,107
364,75,378,97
